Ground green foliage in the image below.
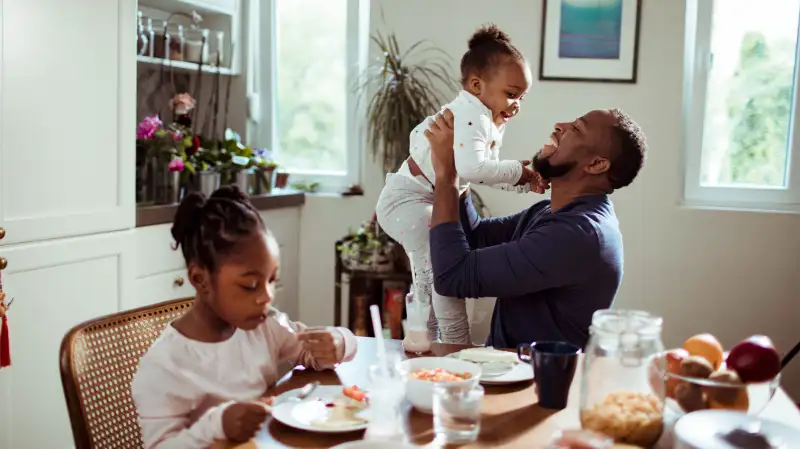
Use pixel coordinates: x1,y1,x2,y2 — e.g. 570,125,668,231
725,31,794,185
357,31,456,174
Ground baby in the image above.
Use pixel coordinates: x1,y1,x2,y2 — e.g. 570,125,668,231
376,24,535,344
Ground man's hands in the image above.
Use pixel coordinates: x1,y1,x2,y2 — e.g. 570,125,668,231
424,108,457,186
298,327,344,366
222,401,270,443
516,160,537,186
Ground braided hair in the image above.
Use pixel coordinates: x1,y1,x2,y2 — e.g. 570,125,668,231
460,24,524,85
171,186,264,272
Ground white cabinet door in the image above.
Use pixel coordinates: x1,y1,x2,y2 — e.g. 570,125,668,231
0,0,135,245
261,209,300,318
0,231,133,448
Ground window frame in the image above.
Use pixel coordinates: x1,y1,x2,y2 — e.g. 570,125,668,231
683,0,800,211
252,0,370,193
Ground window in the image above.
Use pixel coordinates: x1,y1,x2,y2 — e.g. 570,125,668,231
684,0,800,210
252,0,369,192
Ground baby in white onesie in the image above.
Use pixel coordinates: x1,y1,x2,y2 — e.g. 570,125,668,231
376,25,535,345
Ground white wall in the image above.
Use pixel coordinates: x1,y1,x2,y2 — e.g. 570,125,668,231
296,0,800,399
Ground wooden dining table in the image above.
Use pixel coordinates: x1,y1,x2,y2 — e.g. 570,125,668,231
218,337,800,449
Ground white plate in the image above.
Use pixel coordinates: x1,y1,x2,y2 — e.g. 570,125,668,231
271,385,369,433
331,442,418,449
448,349,534,385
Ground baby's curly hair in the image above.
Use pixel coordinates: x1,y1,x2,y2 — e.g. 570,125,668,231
460,24,524,85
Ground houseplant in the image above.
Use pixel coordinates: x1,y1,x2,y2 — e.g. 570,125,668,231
357,30,454,174
337,216,396,273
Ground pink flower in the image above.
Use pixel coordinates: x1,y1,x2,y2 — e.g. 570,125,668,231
168,158,185,172
172,130,183,141
136,115,163,140
169,93,196,115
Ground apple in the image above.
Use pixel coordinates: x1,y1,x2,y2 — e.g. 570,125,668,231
665,348,690,398
725,335,781,383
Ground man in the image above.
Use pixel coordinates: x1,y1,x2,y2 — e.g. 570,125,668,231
425,108,647,348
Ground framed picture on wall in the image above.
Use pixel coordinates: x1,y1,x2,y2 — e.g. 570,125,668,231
539,0,642,83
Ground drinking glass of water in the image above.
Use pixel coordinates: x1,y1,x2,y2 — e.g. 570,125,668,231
433,382,484,444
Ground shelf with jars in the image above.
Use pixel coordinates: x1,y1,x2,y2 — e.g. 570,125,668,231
136,2,240,75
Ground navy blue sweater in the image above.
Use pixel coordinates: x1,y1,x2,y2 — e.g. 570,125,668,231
429,194,623,349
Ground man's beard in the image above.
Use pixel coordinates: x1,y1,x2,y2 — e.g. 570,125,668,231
533,154,577,180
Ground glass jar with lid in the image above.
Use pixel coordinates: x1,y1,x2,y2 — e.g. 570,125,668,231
184,28,209,64
579,309,666,447
165,22,184,61
151,18,168,59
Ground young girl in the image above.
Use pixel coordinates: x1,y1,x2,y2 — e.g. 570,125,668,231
376,25,534,345
132,186,357,448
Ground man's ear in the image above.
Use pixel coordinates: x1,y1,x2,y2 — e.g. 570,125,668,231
467,75,483,96
188,264,210,293
585,156,611,175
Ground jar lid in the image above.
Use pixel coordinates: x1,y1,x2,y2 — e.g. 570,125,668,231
674,410,800,449
590,309,662,336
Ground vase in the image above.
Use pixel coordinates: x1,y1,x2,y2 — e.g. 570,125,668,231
146,157,182,205
197,171,220,197
254,167,275,195
234,169,255,195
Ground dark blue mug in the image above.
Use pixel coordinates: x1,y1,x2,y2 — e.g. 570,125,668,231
517,341,581,410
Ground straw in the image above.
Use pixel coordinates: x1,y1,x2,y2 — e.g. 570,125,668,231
369,305,389,379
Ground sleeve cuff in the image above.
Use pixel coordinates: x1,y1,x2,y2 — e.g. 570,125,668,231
336,327,358,362
510,160,524,185
210,400,236,441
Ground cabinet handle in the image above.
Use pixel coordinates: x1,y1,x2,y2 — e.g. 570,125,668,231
174,277,185,287
0,257,6,270
0,227,5,241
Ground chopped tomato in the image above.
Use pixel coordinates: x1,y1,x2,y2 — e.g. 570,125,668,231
343,385,367,402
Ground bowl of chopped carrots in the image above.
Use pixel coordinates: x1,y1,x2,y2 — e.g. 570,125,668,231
400,357,482,412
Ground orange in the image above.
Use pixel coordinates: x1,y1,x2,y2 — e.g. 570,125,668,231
683,333,725,370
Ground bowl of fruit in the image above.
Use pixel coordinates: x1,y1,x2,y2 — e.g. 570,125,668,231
648,333,781,415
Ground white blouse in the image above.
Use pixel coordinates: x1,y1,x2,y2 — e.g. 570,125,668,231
131,308,357,449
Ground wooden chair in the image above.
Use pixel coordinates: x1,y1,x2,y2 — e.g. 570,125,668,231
59,298,194,449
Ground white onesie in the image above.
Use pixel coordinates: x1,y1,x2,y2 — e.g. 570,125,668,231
375,90,530,345
407,89,529,193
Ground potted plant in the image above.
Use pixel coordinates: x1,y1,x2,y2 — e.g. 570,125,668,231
337,217,396,273
252,148,278,194
136,114,197,204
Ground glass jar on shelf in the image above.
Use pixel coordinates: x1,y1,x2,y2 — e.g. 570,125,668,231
184,28,209,64
136,11,152,57
209,30,225,66
165,22,184,61
151,18,168,59
579,309,666,447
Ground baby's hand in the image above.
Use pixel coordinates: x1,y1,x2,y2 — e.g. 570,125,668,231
222,401,270,443
530,172,550,194
298,327,344,366
515,160,537,186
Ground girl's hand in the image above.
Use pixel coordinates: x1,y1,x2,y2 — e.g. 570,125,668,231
221,401,270,443
298,327,345,365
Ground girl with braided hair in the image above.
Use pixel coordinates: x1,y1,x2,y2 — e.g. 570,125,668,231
132,186,357,448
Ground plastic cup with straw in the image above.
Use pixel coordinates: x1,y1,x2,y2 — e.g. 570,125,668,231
365,305,406,441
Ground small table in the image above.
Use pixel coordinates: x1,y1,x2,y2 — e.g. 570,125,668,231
221,338,800,448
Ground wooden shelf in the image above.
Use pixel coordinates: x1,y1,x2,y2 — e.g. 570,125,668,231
137,55,235,75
